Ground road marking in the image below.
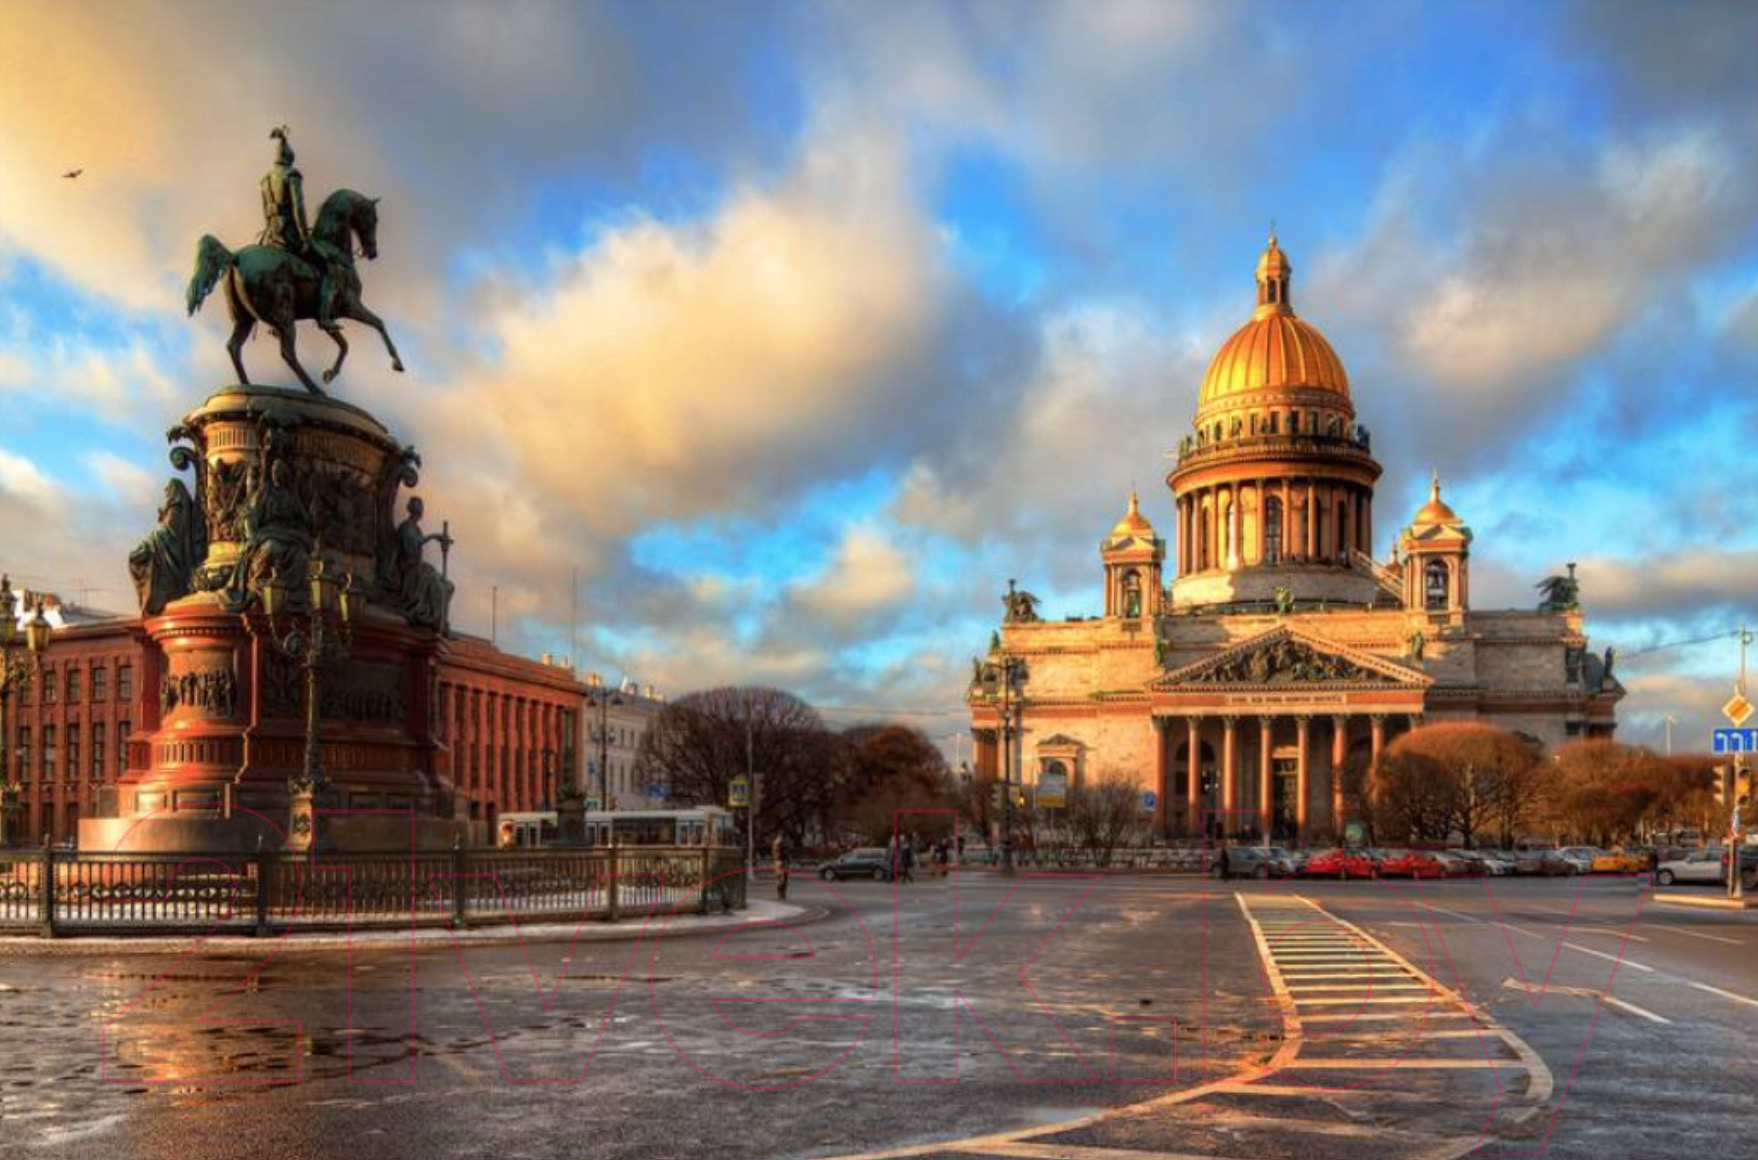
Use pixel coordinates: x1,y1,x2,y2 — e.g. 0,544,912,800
1560,942,1654,972
1501,978,1671,1024
1300,1011,1478,1022
1659,927,1745,947
1565,927,1649,943
1294,996,1443,1005
1688,981,1758,1011
1282,1058,1525,1070
1285,983,1430,991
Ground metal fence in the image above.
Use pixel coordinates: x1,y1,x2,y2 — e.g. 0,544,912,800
0,844,747,937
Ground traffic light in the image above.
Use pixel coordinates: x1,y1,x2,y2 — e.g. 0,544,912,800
1737,768,1754,809
1713,766,1730,807
990,782,1003,812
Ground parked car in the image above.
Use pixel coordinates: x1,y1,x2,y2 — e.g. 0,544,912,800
1554,848,1597,875
1378,850,1447,878
1225,845,1299,879
1654,848,1728,887
1514,849,1579,876
818,848,893,882
1307,848,1375,879
1444,850,1502,876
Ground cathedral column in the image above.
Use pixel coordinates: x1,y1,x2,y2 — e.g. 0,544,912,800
1151,717,1168,836
1221,715,1239,830
1281,479,1292,560
1258,716,1273,838
1306,480,1318,559
1370,713,1386,766
1185,716,1202,838
1295,714,1311,843
1331,714,1348,839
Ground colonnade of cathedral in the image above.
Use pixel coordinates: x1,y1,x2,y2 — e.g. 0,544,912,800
1149,710,1418,842
1174,478,1374,574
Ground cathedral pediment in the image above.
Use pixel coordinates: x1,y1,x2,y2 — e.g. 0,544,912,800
1149,626,1430,691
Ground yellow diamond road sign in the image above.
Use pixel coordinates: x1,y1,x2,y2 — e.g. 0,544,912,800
1725,692,1754,727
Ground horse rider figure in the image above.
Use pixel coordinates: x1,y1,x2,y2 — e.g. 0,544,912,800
261,126,345,330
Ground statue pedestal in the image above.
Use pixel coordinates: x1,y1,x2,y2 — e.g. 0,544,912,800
83,385,463,855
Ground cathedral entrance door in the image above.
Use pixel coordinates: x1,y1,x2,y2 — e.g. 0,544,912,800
1271,758,1299,842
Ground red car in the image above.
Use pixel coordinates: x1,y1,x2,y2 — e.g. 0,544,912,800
1378,850,1447,878
1306,848,1375,879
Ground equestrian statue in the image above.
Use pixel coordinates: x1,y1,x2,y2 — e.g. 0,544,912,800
187,126,404,395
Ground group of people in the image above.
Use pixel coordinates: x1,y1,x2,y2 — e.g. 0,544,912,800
889,838,956,882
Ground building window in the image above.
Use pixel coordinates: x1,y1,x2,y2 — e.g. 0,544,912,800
117,666,133,703
92,722,106,778
117,721,129,774
67,726,80,782
66,669,81,703
1425,560,1450,610
1122,570,1142,618
1335,504,1348,560
42,725,56,775
92,666,108,702
18,727,30,779
1264,497,1283,564
1268,412,1279,434
43,669,56,704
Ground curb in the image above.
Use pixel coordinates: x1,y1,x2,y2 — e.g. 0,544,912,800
1651,891,1758,911
0,900,828,956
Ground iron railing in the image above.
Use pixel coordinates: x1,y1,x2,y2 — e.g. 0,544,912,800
0,843,744,937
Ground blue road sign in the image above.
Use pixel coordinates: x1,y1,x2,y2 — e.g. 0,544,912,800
1713,728,1758,754
646,782,667,801
1142,791,1157,808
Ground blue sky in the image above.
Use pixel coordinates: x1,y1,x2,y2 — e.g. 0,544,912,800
1,0,1754,751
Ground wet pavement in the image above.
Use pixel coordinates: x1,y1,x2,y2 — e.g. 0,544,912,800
1,874,1753,1160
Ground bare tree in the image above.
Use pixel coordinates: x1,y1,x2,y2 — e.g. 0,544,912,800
1371,747,1458,843
633,687,848,849
1066,770,1151,865
836,724,955,846
1543,740,1673,845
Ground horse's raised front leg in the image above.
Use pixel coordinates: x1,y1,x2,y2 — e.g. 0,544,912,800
276,325,325,396
342,300,405,373
320,323,349,385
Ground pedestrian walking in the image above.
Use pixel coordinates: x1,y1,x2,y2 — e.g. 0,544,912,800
900,841,916,884
1218,843,1232,881
772,834,788,902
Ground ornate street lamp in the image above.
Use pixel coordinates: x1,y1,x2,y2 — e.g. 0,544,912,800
260,551,356,854
0,578,51,847
585,673,623,820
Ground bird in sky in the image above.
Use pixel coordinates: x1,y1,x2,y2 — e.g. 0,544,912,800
62,168,83,179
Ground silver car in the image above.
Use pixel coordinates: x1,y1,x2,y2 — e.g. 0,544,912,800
1654,848,1728,887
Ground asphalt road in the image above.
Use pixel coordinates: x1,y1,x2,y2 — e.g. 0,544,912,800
0,873,1753,1160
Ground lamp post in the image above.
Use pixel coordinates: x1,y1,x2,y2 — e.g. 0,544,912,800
260,552,356,855
997,653,1028,877
585,674,623,817
0,578,52,847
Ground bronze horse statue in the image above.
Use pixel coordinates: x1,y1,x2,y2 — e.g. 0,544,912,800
187,188,404,395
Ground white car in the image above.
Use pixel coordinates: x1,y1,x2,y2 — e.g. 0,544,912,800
1654,849,1726,887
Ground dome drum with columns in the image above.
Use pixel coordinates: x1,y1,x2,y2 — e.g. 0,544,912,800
967,234,1621,845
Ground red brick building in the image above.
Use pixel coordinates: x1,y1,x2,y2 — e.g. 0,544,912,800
5,595,586,847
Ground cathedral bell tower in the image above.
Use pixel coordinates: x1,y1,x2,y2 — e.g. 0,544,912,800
1101,491,1164,619
1400,473,1471,621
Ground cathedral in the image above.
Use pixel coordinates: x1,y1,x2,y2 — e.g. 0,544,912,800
967,235,1622,843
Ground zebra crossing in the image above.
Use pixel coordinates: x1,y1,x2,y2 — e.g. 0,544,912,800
828,891,1554,1160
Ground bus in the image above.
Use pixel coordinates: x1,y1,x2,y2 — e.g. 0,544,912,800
495,807,735,849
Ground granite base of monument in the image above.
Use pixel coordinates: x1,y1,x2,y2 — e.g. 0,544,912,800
80,385,463,854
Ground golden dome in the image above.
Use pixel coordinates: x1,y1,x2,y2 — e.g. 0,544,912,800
1413,472,1462,524
1109,490,1155,539
1197,234,1351,409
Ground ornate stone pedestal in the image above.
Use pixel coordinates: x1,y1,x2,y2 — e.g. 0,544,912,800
81,385,463,854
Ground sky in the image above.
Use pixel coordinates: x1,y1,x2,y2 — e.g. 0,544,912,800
0,0,1754,754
